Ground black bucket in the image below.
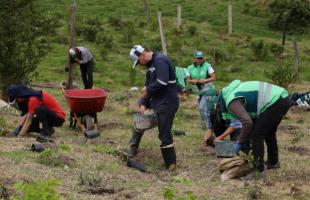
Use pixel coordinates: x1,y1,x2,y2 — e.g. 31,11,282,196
31,144,45,153
84,130,100,139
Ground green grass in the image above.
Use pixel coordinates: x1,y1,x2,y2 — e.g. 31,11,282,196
1,0,310,199
33,0,309,91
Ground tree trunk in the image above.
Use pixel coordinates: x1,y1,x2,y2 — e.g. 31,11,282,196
66,4,77,89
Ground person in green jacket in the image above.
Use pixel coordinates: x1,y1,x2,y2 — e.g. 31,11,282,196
187,50,216,145
218,80,309,176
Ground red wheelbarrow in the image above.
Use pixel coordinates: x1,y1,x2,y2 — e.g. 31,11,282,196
63,88,108,137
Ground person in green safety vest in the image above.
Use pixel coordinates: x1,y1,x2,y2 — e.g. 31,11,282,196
187,50,216,145
218,80,309,178
175,67,188,94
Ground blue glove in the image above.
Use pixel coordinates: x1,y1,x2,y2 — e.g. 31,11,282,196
233,142,241,154
11,125,22,136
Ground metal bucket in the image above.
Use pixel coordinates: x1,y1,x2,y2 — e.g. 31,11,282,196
215,141,236,158
134,110,157,130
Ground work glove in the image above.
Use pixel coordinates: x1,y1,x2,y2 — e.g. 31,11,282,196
232,142,241,154
11,125,22,136
291,92,310,107
295,93,310,107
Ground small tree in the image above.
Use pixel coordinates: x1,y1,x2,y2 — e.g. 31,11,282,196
268,0,310,45
265,61,296,89
0,0,58,98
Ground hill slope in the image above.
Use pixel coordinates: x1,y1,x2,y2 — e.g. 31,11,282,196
36,0,310,89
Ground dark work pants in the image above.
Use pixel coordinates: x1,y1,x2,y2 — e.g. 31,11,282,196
156,105,178,147
29,105,64,136
80,59,94,89
251,97,293,171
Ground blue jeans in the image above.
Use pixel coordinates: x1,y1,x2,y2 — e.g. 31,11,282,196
198,95,212,129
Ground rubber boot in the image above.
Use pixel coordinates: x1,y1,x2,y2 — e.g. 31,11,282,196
118,128,144,158
160,145,176,171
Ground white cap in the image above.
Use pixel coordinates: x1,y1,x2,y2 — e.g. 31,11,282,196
129,45,145,68
69,48,77,57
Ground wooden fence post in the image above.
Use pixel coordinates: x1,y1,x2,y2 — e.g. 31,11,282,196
228,0,232,34
66,4,77,89
177,5,182,30
157,11,167,55
292,37,300,81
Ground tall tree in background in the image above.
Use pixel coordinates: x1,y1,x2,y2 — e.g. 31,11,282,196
0,0,58,98
268,0,310,45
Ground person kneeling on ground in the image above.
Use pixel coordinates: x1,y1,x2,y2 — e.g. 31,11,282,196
6,84,66,137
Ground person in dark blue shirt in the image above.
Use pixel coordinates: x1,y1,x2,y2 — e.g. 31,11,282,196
119,45,179,171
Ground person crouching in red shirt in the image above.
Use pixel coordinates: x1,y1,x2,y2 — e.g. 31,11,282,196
6,84,65,137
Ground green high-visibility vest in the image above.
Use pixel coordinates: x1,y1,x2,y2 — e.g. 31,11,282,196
220,80,289,120
187,61,216,96
175,67,188,92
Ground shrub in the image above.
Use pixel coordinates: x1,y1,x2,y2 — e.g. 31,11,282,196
108,16,122,27
209,48,227,65
38,149,74,168
0,115,6,136
250,39,269,61
269,42,284,57
0,0,59,96
187,25,197,36
0,185,9,200
247,184,261,200
121,20,135,43
12,177,61,200
99,48,109,61
79,172,102,187
265,62,296,89
75,17,103,42
58,144,71,152
163,176,197,200
96,33,114,48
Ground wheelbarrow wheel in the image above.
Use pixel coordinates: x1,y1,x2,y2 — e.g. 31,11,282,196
84,115,93,131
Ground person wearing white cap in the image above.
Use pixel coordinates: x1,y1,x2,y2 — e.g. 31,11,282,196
67,46,94,89
119,45,179,171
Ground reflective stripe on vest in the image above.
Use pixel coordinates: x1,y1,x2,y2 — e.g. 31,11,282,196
156,79,176,85
257,82,272,115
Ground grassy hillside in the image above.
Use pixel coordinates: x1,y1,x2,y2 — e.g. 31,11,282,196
1,0,310,199
35,0,310,90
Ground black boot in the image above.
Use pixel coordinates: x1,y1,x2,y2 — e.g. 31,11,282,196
118,128,144,158
160,145,176,171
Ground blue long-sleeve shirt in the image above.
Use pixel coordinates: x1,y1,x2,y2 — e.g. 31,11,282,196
140,52,179,111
